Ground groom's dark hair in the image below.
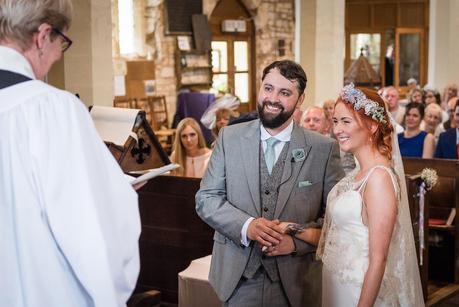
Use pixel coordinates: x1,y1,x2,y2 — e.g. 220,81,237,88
261,60,307,95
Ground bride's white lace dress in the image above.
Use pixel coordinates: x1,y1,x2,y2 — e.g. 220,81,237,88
318,165,425,307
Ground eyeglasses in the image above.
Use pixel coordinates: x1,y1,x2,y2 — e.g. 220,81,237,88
52,28,72,52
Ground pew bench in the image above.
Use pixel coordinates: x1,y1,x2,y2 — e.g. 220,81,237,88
403,157,459,301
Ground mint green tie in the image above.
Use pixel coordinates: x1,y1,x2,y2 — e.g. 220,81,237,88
265,137,280,174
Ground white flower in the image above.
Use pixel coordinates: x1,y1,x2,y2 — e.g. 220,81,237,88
420,168,438,190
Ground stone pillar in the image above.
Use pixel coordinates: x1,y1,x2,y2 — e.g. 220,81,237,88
428,0,459,92
295,0,345,107
48,0,114,107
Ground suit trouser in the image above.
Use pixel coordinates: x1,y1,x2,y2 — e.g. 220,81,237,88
223,268,290,307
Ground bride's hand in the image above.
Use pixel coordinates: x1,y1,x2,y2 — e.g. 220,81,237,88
278,222,294,233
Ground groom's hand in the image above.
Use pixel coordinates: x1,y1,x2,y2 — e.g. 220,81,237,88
264,234,295,257
247,218,283,247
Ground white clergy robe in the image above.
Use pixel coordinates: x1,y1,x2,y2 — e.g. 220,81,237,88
0,46,141,307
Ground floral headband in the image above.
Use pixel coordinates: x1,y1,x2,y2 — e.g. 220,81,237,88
340,83,387,124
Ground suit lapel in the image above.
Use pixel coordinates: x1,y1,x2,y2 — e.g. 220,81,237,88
241,120,261,216
274,124,311,218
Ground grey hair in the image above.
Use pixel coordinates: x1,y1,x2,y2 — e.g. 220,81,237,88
425,102,442,118
0,0,73,50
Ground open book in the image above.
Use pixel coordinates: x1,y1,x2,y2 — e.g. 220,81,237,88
129,163,180,185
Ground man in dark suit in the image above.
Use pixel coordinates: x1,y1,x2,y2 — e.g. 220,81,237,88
435,99,459,159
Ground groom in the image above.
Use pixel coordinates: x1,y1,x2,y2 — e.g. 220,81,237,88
196,60,343,306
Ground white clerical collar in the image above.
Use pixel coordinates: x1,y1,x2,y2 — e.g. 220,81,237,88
260,120,293,142
0,46,36,79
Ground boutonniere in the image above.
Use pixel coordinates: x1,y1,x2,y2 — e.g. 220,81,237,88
291,148,305,162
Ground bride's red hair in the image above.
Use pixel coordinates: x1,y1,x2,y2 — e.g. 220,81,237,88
335,87,394,160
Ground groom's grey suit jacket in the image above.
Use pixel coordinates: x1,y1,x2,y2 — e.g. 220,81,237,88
196,119,344,306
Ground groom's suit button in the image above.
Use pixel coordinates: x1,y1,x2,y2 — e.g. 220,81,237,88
264,190,270,195
263,207,269,212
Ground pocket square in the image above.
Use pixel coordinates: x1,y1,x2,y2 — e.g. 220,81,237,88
298,180,313,187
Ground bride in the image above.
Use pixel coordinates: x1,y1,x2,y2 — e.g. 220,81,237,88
274,84,424,306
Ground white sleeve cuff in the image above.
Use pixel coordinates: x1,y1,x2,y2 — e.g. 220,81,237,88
240,217,255,247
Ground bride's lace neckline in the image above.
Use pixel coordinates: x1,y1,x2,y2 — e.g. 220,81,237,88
338,164,392,194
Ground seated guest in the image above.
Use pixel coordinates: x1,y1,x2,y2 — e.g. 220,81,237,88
435,99,459,159
323,99,335,134
212,108,235,138
301,106,329,135
422,103,445,143
170,118,212,178
409,88,423,104
444,97,459,130
398,103,435,158
442,83,458,109
383,86,405,125
423,88,441,105
323,99,335,118
424,88,448,123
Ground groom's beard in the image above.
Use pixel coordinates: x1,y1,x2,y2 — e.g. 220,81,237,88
258,100,296,129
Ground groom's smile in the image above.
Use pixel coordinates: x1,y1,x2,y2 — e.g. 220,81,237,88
257,68,303,132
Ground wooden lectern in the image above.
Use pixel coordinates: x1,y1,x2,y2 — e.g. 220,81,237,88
90,106,170,172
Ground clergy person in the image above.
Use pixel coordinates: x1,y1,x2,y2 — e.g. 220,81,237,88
0,1,140,306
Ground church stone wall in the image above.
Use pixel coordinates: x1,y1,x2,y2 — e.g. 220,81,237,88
144,0,177,123
115,0,295,123
251,0,295,88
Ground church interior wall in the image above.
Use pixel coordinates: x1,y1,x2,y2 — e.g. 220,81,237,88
111,0,295,124
46,0,459,124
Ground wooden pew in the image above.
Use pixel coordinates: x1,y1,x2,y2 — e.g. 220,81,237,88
403,158,459,298
133,175,214,303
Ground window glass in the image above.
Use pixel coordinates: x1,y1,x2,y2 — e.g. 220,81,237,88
118,0,135,55
399,33,420,86
212,74,228,93
235,73,249,103
350,33,381,73
211,41,228,73
234,41,248,71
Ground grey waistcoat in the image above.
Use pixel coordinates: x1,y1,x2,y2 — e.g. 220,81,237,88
242,141,290,282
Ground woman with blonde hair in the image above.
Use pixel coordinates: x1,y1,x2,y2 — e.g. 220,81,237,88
422,103,445,143
442,83,458,108
170,117,212,177
322,99,335,134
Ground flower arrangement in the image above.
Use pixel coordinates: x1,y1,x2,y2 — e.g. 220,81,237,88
420,168,438,190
